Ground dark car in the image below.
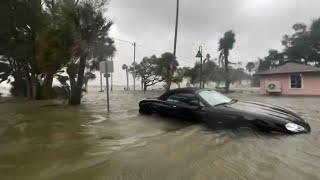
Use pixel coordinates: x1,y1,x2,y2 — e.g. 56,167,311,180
139,88,311,134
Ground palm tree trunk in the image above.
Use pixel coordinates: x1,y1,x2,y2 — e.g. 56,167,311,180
70,55,86,105
224,51,230,93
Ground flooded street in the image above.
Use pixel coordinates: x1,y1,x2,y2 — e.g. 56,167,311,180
0,88,320,180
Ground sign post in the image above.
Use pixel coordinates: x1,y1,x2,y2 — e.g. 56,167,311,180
105,62,110,112
100,61,114,113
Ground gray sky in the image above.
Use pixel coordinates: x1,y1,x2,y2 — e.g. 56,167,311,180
1,0,320,89
100,0,320,86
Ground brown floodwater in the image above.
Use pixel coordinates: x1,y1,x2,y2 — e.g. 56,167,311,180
0,88,320,180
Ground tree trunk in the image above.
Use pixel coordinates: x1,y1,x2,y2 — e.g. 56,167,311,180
143,82,147,94
31,74,38,100
70,55,86,105
141,79,143,90
165,72,171,92
69,74,76,102
224,51,230,93
26,76,32,100
44,73,54,87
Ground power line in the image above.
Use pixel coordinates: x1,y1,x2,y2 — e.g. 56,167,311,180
111,37,134,45
111,36,195,65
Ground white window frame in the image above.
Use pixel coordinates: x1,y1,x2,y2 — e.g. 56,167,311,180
289,74,304,89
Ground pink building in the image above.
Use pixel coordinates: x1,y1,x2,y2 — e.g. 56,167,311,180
255,63,320,96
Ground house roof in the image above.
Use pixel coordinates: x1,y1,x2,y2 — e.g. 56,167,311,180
254,63,320,76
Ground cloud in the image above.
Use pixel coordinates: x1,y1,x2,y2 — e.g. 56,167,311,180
94,0,320,86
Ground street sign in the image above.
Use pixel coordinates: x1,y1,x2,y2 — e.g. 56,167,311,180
99,61,114,74
98,61,113,113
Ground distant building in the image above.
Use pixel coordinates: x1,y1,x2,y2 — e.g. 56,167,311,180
254,63,320,95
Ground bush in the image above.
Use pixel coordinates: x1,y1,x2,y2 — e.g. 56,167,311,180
38,86,58,100
10,80,26,97
53,85,71,102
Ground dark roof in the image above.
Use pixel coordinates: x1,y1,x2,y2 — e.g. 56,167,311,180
255,63,320,76
158,87,202,100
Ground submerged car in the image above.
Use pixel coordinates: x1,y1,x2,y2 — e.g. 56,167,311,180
139,88,311,134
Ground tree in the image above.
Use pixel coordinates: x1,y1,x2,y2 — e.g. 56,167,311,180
258,17,320,72
158,52,179,91
183,60,219,87
230,68,252,84
134,55,163,93
0,0,115,103
245,62,255,75
201,60,217,88
172,67,188,88
58,1,115,105
0,0,43,99
218,30,236,93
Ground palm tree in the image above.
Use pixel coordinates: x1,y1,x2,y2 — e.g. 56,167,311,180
246,62,255,75
218,30,236,93
122,64,129,90
65,2,115,104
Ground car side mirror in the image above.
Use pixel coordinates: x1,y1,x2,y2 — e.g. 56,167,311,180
189,100,200,107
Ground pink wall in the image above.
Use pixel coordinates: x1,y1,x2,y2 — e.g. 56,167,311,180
259,73,320,95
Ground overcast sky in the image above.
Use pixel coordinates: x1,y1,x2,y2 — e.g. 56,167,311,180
98,0,320,86
1,0,320,89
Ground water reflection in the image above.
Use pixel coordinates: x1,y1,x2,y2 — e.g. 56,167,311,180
0,88,319,180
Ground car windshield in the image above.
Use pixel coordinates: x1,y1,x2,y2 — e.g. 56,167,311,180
198,90,232,106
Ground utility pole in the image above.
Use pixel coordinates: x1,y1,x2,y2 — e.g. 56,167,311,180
133,42,136,91
111,37,137,91
169,0,179,91
173,0,179,61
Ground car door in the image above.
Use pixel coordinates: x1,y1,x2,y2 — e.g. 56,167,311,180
165,93,205,121
202,105,242,129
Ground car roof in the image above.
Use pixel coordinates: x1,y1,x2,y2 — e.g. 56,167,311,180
158,87,204,100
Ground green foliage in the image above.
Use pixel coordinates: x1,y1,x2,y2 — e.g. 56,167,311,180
158,52,179,90
245,62,255,75
218,30,236,93
38,86,58,100
258,17,320,72
54,74,71,101
9,80,26,97
0,0,115,103
133,55,163,91
172,67,188,87
129,52,179,91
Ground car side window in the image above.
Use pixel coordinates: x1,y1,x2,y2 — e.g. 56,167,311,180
166,93,200,106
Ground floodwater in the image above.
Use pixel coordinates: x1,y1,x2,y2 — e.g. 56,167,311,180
0,88,320,180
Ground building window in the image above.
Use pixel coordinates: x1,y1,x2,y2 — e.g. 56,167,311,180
290,74,302,88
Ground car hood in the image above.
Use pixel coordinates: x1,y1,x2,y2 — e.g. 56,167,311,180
227,101,308,125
